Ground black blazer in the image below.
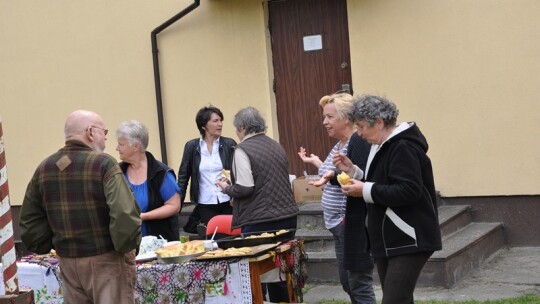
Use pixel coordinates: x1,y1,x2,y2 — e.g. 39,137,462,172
177,137,236,203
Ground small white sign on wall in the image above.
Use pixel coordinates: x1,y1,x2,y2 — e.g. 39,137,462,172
303,35,323,52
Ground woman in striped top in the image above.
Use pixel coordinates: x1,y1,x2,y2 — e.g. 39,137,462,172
298,93,375,304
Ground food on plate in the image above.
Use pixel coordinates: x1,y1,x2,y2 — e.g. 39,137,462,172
155,240,205,257
219,169,232,185
275,229,288,235
337,171,350,185
200,247,253,258
245,232,274,239
238,229,289,239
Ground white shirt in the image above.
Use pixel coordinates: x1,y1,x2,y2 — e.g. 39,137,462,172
198,138,231,204
230,133,258,187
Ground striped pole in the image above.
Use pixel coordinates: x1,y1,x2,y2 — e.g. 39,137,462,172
0,116,19,295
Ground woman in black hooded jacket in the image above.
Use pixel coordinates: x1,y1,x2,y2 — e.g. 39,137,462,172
334,94,442,304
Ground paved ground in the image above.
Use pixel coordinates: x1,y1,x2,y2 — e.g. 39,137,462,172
301,247,540,303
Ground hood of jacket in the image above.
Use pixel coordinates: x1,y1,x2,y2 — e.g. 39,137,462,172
384,122,428,153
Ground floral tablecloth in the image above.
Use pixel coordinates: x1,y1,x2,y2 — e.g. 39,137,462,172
135,258,251,304
1,257,251,304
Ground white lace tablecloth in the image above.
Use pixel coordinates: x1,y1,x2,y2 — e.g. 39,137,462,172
0,262,62,304
1,258,252,304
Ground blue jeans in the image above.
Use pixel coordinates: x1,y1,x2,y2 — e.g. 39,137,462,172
330,222,376,304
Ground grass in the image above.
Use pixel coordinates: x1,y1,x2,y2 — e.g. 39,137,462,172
316,293,540,304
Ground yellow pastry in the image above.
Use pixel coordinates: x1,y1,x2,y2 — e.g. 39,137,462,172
155,240,205,257
220,169,232,185
337,171,350,185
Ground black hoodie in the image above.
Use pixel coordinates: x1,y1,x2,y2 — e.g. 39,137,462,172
363,122,442,258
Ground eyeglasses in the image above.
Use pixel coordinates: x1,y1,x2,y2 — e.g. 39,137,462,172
90,125,109,135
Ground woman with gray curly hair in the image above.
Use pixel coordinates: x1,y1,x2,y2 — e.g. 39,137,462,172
217,106,299,302
116,120,181,242
334,94,442,304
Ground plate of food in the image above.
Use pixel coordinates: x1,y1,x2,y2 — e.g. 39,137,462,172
198,246,254,260
154,240,206,264
157,251,205,264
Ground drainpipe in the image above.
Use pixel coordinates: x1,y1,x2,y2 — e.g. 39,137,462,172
152,0,201,165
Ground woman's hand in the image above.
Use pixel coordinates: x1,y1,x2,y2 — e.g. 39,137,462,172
333,152,354,175
309,170,334,187
215,181,229,191
140,192,181,221
298,147,322,168
341,179,364,197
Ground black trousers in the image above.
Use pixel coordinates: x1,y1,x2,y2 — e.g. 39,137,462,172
242,216,298,303
375,251,433,304
198,202,233,225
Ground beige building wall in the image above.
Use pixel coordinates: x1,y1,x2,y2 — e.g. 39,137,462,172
347,0,540,196
0,0,273,205
1,0,538,205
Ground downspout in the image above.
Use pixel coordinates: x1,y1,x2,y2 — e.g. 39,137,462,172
152,0,201,165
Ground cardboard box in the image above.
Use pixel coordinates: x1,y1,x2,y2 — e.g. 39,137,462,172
292,176,323,203
0,290,35,304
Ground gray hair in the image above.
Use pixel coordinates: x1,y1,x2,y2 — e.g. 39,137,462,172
116,120,149,151
349,95,399,127
233,107,267,135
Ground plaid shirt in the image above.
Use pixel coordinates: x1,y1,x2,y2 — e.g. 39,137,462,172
20,140,141,257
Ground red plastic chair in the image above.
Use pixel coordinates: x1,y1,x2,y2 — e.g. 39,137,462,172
206,215,241,239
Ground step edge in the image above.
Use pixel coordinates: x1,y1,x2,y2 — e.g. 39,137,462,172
438,205,471,225
431,222,503,260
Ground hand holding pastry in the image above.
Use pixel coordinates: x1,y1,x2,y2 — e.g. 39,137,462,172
341,179,364,197
219,169,231,185
216,180,229,191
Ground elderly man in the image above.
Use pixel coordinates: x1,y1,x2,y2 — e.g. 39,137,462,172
20,109,141,304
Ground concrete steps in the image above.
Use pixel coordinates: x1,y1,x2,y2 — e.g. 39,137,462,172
424,204,504,287
294,202,505,288
295,228,334,252
295,203,339,283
